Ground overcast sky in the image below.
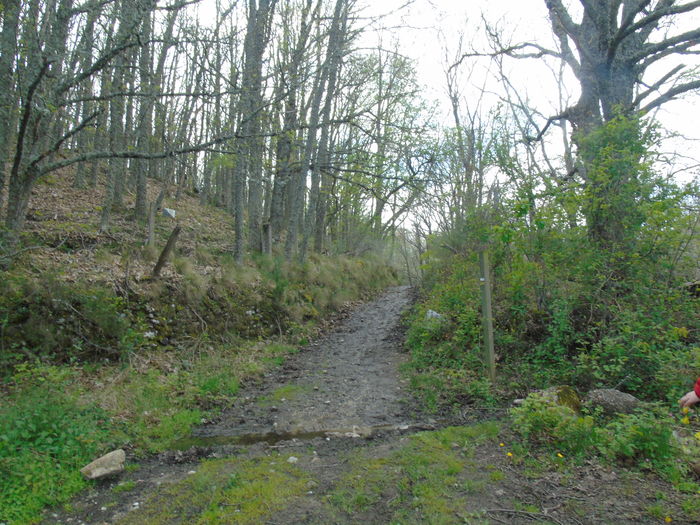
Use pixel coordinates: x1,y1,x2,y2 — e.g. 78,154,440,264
358,0,700,178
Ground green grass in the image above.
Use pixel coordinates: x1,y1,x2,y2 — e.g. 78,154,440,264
0,370,114,524
329,422,501,523
116,454,311,524
112,481,137,494
258,384,310,406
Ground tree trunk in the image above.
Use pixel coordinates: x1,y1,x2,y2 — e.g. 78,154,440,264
0,0,21,211
233,0,276,261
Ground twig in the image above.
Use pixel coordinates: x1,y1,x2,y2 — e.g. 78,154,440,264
186,304,207,332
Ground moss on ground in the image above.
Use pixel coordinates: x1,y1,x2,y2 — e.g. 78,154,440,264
329,422,501,523
116,455,311,525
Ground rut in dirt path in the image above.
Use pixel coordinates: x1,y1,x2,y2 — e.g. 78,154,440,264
189,285,418,443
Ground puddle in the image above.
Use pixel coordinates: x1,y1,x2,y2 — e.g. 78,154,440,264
171,423,430,450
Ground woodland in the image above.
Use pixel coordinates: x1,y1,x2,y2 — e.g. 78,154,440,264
1,0,700,523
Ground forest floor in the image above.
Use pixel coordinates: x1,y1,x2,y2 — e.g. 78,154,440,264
41,287,695,525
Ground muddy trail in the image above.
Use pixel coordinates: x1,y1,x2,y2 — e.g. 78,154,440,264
43,287,696,525
185,284,428,444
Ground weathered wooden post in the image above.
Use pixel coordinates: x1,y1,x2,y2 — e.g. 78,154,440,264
152,225,181,278
262,222,271,255
479,249,496,381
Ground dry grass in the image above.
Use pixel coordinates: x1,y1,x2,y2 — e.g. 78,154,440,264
3,167,238,290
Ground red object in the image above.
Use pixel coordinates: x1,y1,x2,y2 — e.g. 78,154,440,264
694,378,700,398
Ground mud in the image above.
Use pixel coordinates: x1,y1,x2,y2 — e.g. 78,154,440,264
195,285,420,439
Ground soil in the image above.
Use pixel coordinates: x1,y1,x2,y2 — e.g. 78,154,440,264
42,287,697,525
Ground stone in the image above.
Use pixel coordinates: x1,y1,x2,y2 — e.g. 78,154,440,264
586,388,641,415
540,385,582,412
80,449,126,480
425,309,444,321
162,208,176,219
691,461,700,478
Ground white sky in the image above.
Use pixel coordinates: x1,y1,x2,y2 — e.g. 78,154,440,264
359,0,700,179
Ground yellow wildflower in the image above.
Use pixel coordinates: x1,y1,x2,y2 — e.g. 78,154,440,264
557,453,564,458
499,443,505,447
506,452,513,457
665,516,672,523
681,416,690,425
682,407,690,414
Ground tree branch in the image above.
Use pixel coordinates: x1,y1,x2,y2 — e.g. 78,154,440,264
28,111,101,171
616,0,700,45
634,26,700,63
633,63,685,106
639,78,700,113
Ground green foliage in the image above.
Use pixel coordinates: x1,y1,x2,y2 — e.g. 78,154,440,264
403,254,496,413
599,410,678,476
579,114,653,248
408,368,494,413
510,393,600,457
0,366,113,523
511,393,682,479
409,114,700,406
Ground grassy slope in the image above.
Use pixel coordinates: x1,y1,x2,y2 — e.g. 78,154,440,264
0,172,399,524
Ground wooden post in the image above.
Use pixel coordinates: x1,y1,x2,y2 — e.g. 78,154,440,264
152,225,181,278
262,222,271,255
479,249,496,381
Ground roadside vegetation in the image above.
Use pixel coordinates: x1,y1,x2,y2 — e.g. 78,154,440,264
402,115,700,522
0,177,398,524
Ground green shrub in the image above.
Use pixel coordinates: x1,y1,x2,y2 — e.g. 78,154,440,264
0,367,113,523
511,392,683,478
598,409,679,477
510,392,600,457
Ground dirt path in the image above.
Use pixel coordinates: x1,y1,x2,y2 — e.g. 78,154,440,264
43,286,429,524
42,286,696,525
193,284,420,441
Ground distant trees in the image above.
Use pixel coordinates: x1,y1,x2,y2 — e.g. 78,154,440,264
0,0,430,262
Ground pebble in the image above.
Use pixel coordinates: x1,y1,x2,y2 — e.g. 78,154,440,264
187,470,196,475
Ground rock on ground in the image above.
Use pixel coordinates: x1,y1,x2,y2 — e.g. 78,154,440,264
80,449,126,480
586,388,641,415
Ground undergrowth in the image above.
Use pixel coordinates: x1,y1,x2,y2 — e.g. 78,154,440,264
0,367,114,524
0,252,398,524
510,392,684,478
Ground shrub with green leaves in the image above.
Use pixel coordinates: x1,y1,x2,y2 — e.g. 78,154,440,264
0,367,113,523
598,409,679,476
511,391,682,478
510,392,600,458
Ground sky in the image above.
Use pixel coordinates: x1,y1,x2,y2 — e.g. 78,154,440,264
358,0,700,180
